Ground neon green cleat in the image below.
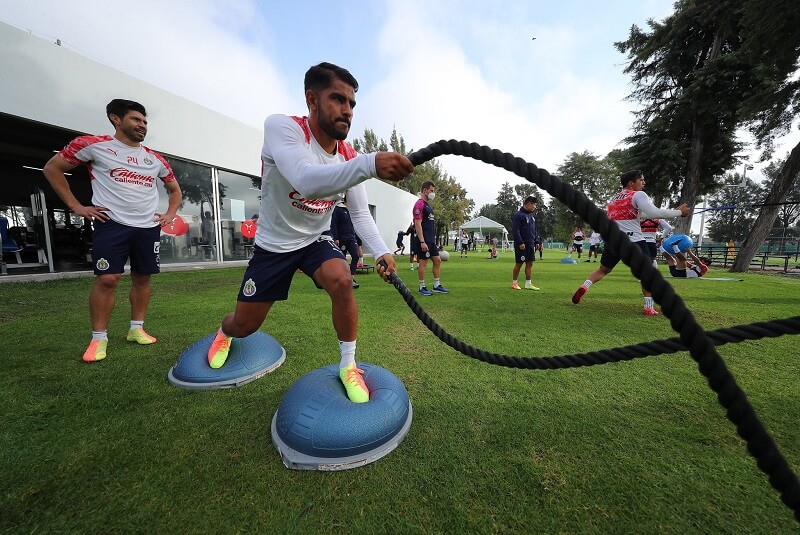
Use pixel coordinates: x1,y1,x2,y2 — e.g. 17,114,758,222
83,339,107,362
208,330,232,369
126,327,157,344
339,364,370,403
524,283,540,291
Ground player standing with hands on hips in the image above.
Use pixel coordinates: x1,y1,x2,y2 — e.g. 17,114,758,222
43,99,182,363
207,62,414,403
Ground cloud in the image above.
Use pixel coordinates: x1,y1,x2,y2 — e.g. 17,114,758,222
354,0,639,208
3,0,794,217
0,0,297,128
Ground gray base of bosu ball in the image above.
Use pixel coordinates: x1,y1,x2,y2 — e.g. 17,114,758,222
168,331,286,390
271,363,412,471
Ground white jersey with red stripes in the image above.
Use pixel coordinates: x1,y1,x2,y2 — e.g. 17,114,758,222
640,217,673,243
607,188,682,242
57,135,176,228
256,114,387,256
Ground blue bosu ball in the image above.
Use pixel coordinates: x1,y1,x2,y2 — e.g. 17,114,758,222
271,363,412,470
168,331,285,390
561,257,578,264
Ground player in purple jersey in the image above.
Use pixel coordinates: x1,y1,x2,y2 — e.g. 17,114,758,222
207,63,414,403
412,181,448,296
43,99,183,363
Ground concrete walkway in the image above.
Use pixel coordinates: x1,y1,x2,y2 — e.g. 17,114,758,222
0,260,250,284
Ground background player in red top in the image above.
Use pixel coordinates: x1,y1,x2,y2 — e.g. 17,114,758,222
571,170,689,315
43,99,182,362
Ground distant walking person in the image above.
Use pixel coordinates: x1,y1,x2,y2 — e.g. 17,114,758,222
586,230,602,262
413,181,448,295
571,170,689,315
460,230,469,257
406,222,418,270
330,198,360,288
43,99,183,362
393,229,406,255
572,226,585,259
511,196,540,290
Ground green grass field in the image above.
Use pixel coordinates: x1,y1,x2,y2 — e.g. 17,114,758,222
1,252,799,533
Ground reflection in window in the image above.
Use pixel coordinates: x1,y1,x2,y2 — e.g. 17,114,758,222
217,170,262,260
155,157,215,263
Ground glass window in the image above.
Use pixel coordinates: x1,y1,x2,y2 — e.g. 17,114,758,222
217,169,262,261
156,157,215,264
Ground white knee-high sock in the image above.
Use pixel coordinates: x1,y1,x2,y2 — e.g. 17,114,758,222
339,340,356,368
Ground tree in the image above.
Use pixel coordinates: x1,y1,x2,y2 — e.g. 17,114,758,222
351,129,387,153
351,127,473,244
534,202,556,242
427,173,474,245
557,151,619,206
727,0,800,271
513,182,543,205
615,1,754,234
761,156,800,231
732,144,800,269
705,173,761,242
551,152,618,243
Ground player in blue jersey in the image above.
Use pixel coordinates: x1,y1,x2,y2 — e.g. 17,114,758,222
511,196,541,290
660,233,708,277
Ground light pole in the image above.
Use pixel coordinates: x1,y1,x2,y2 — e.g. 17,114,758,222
740,163,754,185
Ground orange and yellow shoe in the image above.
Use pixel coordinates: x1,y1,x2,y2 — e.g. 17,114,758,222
643,307,660,316
82,339,107,362
511,282,521,290
208,330,232,369
126,327,157,345
339,364,370,403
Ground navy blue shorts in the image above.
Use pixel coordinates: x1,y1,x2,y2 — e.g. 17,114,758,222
237,235,345,302
92,219,161,275
514,243,535,263
645,242,658,260
669,266,687,277
600,239,649,270
413,240,439,259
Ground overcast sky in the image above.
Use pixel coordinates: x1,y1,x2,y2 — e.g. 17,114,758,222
2,0,797,214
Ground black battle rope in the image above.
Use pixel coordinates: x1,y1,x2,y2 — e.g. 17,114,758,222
391,139,800,522
384,270,800,368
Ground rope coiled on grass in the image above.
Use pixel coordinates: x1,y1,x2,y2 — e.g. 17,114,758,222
387,139,800,522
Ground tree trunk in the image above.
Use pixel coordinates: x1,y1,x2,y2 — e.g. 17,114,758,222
674,30,723,235
675,120,705,234
730,140,800,272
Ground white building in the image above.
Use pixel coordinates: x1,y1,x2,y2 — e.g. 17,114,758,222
0,22,417,274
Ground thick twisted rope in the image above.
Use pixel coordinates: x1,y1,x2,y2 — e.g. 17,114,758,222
391,139,800,521
385,269,800,368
